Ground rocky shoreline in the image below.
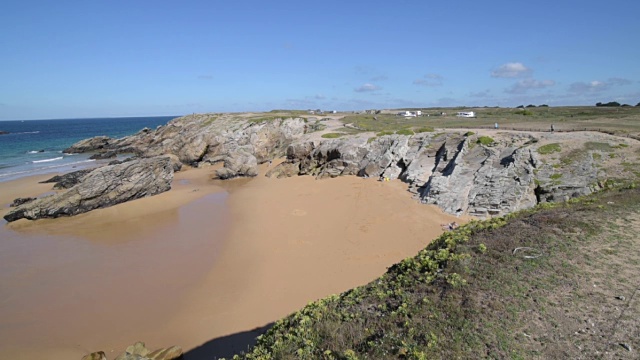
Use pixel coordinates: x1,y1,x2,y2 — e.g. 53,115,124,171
11,112,636,223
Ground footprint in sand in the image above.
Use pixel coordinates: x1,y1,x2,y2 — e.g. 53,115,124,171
291,209,307,216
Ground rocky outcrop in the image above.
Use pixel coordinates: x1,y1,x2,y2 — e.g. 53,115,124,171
64,136,112,153
4,157,173,222
269,132,610,217
63,115,307,172
0,131,9,135
58,112,634,218
40,169,94,189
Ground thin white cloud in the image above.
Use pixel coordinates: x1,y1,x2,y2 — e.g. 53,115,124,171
354,83,381,92
491,62,532,78
568,77,632,94
569,81,607,93
506,79,555,94
413,73,443,87
314,94,326,100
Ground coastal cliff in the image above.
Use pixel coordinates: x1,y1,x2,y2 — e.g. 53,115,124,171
61,112,639,218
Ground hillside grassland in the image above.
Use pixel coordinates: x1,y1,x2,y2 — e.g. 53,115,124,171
231,184,640,359
339,106,640,137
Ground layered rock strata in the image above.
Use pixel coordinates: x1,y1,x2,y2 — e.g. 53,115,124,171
4,157,173,222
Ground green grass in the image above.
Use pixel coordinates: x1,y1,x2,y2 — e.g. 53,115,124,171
395,129,415,136
321,133,344,139
537,143,561,155
414,127,435,133
476,136,495,146
585,142,614,151
550,173,563,180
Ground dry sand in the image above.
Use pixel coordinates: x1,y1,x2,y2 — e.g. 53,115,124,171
0,162,464,359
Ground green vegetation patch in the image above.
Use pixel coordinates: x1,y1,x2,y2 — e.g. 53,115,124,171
550,173,563,180
414,127,435,133
376,131,395,137
476,136,495,146
395,129,415,136
464,131,475,137
585,142,614,152
537,143,561,155
321,133,344,139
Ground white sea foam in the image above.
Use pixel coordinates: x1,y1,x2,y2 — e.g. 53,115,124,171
0,159,97,179
32,157,63,163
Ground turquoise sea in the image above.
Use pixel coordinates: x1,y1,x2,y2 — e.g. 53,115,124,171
0,116,176,182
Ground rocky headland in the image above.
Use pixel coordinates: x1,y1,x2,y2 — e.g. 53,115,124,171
48,112,640,220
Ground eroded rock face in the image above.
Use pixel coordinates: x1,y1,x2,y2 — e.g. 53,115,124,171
63,115,307,168
4,157,173,222
270,132,607,217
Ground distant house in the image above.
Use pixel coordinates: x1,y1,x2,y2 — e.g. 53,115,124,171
397,111,417,117
456,111,476,118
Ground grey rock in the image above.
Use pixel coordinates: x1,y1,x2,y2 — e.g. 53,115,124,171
9,197,36,207
89,151,118,160
265,162,300,178
40,169,94,189
215,149,258,179
64,136,112,153
4,157,173,222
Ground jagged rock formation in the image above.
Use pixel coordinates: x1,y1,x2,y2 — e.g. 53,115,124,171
269,132,613,217
60,112,637,218
4,157,173,222
64,114,307,178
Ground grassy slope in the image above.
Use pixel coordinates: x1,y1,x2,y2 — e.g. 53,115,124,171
230,184,640,359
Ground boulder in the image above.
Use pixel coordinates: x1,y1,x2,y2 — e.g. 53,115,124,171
265,162,300,178
114,342,183,360
4,157,173,222
215,150,258,179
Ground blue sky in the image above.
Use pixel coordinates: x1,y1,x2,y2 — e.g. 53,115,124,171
1,0,639,120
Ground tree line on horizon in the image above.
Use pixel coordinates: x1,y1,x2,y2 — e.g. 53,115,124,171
595,101,640,107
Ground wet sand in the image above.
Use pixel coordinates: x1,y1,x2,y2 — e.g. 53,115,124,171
0,163,464,359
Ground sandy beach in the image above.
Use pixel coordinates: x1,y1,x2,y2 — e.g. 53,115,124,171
0,162,464,359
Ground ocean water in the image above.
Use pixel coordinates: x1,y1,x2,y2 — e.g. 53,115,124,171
0,116,176,182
